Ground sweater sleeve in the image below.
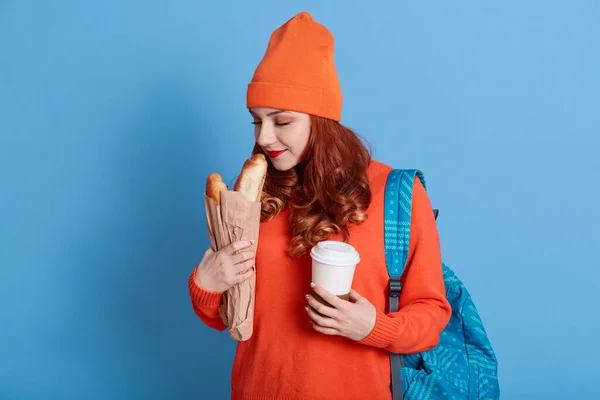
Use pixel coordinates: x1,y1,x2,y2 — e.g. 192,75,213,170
358,178,452,354
188,266,228,331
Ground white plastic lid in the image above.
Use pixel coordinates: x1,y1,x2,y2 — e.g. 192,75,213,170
310,240,360,266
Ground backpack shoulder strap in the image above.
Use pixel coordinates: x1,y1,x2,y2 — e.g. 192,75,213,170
384,168,427,400
384,168,427,281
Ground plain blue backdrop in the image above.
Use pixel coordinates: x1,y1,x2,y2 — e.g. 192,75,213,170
1,1,599,399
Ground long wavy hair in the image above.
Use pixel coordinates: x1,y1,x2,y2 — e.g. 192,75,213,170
252,116,372,258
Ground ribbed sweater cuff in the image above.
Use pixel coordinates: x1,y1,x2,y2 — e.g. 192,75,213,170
358,310,402,348
187,268,223,307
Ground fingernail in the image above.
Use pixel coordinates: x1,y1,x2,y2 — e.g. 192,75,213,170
310,282,316,288
304,306,309,312
305,294,310,300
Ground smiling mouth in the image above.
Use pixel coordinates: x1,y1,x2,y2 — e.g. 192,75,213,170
266,150,287,158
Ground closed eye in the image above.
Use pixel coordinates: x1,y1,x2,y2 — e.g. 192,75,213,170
251,121,290,126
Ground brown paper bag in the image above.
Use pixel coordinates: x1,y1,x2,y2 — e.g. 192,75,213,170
204,191,261,341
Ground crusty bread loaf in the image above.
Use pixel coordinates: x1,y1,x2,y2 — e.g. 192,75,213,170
206,173,228,205
234,154,267,203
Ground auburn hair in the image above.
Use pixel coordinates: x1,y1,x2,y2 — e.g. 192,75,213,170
252,116,372,258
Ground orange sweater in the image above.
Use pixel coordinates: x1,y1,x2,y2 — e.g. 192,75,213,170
188,160,452,400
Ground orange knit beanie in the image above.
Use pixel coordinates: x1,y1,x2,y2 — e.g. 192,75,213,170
246,12,343,121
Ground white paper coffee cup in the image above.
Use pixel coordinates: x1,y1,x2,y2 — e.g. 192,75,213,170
310,241,360,296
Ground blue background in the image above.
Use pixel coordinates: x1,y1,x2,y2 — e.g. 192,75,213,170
1,1,599,399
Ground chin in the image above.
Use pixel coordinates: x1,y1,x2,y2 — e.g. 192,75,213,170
270,158,298,172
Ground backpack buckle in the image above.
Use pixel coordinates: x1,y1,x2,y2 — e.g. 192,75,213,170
388,277,402,298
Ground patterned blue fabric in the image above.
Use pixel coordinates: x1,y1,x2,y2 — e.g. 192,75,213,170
384,169,500,400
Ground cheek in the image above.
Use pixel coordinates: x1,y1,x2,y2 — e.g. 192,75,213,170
284,125,310,152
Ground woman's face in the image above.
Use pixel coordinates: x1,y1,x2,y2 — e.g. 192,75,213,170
250,107,311,171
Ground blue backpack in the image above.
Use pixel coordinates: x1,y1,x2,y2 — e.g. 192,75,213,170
384,169,499,400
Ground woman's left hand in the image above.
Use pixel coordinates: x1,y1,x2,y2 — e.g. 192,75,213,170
305,283,377,341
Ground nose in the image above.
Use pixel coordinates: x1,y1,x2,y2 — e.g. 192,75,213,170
255,122,277,147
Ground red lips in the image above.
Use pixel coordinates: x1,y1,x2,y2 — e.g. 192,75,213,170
266,150,287,158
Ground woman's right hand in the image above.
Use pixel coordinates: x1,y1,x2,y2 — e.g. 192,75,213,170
194,240,256,293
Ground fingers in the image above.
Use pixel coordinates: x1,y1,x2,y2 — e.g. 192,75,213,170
310,283,346,310
228,267,255,285
222,240,255,255
230,250,255,265
234,258,255,275
349,289,363,303
305,294,338,319
311,323,338,336
305,306,338,330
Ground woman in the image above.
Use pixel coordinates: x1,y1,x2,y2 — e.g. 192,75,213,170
188,12,452,400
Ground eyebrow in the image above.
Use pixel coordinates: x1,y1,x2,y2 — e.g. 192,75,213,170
248,109,291,117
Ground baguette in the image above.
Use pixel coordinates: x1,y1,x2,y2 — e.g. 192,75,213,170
234,154,268,203
206,173,228,205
